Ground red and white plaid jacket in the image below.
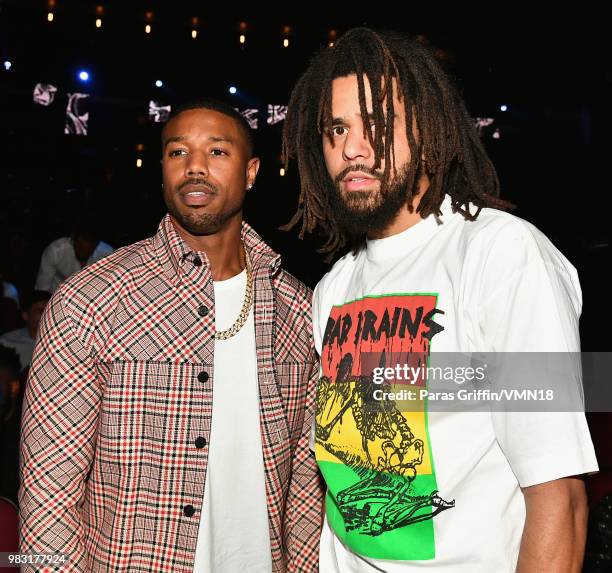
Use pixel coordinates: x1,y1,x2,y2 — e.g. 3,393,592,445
19,215,324,572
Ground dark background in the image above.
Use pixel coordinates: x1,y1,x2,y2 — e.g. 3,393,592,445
1,2,610,350
1,3,612,568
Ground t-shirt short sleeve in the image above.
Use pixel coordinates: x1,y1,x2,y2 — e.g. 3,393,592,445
469,219,598,486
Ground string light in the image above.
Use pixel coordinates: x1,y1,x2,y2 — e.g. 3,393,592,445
136,144,144,169
328,29,337,48
95,5,103,28
47,0,55,22
280,168,286,177
144,11,153,34
191,17,199,40
239,21,247,45
282,25,291,48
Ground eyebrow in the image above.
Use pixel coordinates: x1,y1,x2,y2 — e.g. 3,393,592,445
163,135,236,148
208,135,235,145
331,113,377,126
163,135,185,148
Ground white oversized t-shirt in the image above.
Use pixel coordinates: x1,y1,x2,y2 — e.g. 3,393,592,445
193,270,272,572
313,194,598,572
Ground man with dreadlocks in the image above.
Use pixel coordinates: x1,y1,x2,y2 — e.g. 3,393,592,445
283,28,597,572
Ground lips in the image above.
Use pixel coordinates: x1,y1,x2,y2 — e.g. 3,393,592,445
180,185,216,207
342,171,378,192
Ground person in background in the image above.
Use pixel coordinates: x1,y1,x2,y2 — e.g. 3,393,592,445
35,218,114,293
0,290,51,370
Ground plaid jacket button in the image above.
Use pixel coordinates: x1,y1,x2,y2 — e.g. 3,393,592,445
198,305,209,317
198,371,209,383
183,505,195,517
194,437,206,449
193,257,202,267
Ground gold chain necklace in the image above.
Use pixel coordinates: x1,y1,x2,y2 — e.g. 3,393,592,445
214,242,253,340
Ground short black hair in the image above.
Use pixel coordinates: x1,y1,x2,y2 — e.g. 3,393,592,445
20,289,51,312
162,97,254,158
70,209,103,244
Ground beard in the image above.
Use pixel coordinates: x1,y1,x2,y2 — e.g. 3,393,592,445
328,162,417,238
167,206,243,236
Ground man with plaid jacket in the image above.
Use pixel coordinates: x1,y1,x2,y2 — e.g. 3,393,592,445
19,98,324,572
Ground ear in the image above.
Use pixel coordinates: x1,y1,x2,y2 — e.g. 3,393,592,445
246,157,260,190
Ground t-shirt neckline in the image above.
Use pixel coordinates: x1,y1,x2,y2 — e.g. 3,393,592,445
365,194,452,262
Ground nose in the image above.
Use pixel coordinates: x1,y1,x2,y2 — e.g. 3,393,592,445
342,126,372,162
185,150,209,177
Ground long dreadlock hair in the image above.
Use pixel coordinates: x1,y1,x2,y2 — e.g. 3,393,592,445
282,27,514,258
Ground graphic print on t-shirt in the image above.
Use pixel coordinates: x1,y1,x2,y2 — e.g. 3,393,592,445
316,293,454,560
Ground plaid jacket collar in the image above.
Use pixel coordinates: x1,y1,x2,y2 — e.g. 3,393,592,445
154,214,281,281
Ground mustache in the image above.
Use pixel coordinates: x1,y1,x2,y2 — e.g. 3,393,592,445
333,164,381,186
178,178,218,193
